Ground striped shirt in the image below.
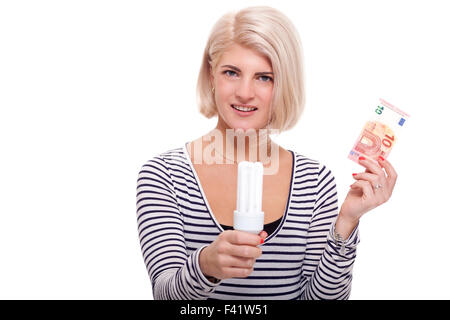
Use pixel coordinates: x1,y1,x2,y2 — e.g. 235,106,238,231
136,143,360,300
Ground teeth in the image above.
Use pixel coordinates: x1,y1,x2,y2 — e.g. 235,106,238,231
233,105,257,112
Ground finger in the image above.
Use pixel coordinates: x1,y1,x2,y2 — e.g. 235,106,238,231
222,266,254,278
229,255,256,268
352,172,380,185
358,156,384,176
352,171,387,190
378,157,398,188
226,230,263,247
229,244,262,259
259,230,268,240
350,180,375,199
358,156,389,189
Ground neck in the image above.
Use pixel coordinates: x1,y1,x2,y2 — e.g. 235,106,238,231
208,124,278,165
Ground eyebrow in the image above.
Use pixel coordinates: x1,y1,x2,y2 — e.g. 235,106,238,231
220,64,273,76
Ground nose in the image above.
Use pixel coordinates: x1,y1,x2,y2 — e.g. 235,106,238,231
235,78,255,102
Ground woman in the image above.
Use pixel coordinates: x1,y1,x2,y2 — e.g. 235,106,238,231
136,6,397,300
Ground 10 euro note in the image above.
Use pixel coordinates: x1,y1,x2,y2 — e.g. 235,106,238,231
349,98,410,164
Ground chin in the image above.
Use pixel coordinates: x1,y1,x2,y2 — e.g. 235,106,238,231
218,110,269,131
228,122,267,132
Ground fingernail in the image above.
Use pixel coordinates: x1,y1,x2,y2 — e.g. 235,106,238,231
378,156,385,161
358,156,366,161
352,173,357,176
260,238,264,244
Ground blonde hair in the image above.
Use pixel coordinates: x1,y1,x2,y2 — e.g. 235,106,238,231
196,6,305,132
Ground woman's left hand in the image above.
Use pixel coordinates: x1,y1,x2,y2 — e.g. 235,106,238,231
340,156,398,224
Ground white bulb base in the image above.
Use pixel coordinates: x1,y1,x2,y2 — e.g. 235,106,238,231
233,210,264,234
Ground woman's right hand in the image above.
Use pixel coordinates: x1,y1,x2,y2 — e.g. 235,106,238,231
199,230,267,280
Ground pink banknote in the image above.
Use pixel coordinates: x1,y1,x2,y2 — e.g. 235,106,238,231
349,99,410,163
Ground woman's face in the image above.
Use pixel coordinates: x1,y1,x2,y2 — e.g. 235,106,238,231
211,43,274,132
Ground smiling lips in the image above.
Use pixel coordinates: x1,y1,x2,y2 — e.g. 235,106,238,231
231,104,258,112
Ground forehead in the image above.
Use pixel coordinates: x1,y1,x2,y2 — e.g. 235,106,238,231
218,43,272,71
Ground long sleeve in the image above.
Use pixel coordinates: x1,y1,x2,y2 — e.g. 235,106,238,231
299,164,360,300
136,157,220,300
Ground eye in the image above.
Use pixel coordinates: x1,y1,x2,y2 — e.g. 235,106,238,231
223,70,238,77
258,75,273,82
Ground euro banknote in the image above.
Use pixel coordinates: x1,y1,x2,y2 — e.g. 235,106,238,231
349,99,410,164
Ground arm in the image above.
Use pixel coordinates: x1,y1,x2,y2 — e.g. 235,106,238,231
300,156,398,300
300,164,359,300
136,157,220,300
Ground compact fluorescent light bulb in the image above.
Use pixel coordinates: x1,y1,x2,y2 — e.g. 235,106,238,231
233,161,264,234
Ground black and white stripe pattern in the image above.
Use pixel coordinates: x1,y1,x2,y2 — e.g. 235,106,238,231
136,144,359,300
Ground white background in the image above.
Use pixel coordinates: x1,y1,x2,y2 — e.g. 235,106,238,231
1,0,449,299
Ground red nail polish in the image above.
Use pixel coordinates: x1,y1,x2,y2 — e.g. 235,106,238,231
352,173,357,176
260,238,264,244
379,156,385,161
358,156,366,161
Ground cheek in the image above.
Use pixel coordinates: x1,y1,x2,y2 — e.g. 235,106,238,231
216,78,235,99
258,86,273,105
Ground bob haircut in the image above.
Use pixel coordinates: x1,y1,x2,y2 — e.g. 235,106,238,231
196,6,305,132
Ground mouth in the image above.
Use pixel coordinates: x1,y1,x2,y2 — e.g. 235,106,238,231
231,104,258,114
